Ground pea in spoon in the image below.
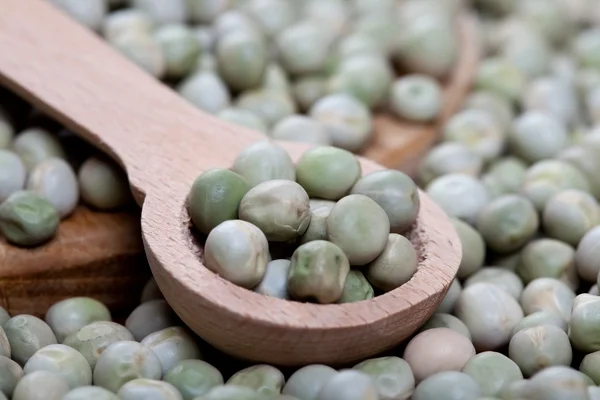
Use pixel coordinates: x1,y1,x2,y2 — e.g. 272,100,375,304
0,0,461,366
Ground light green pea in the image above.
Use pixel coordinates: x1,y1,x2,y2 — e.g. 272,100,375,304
188,169,250,235
227,365,284,397
462,352,523,396
45,297,112,343
164,360,223,400
353,356,415,400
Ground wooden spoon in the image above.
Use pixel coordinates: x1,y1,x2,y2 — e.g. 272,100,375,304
0,0,461,366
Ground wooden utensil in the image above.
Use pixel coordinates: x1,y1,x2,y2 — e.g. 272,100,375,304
0,0,462,366
0,207,149,318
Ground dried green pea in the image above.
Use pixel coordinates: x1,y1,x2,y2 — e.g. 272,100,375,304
188,168,250,235
516,239,578,290
519,278,575,321
45,297,112,343
227,365,285,397
542,189,600,246
337,270,374,304
350,170,420,234
420,313,471,340
287,240,350,304
164,360,224,400
462,352,523,397
353,356,415,400
366,233,417,292
508,325,572,377
416,142,483,187
464,267,523,300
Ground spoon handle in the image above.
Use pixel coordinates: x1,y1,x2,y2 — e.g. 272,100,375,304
0,0,254,201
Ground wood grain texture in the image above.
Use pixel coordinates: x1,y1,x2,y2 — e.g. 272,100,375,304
0,0,463,365
0,207,149,318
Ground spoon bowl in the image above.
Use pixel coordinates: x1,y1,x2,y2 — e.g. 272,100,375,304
0,0,461,366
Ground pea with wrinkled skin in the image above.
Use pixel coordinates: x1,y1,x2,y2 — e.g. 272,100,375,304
350,170,420,233
0,190,60,247
140,326,202,375
164,360,224,400
287,240,350,304
508,325,572,377
227,365,284,397
366,234,418,292
238,180,311,242
4,315,57,366
353,356,415,400
204,220,269,289
62,321,134,369
24,344,92,389
93,341,162,393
